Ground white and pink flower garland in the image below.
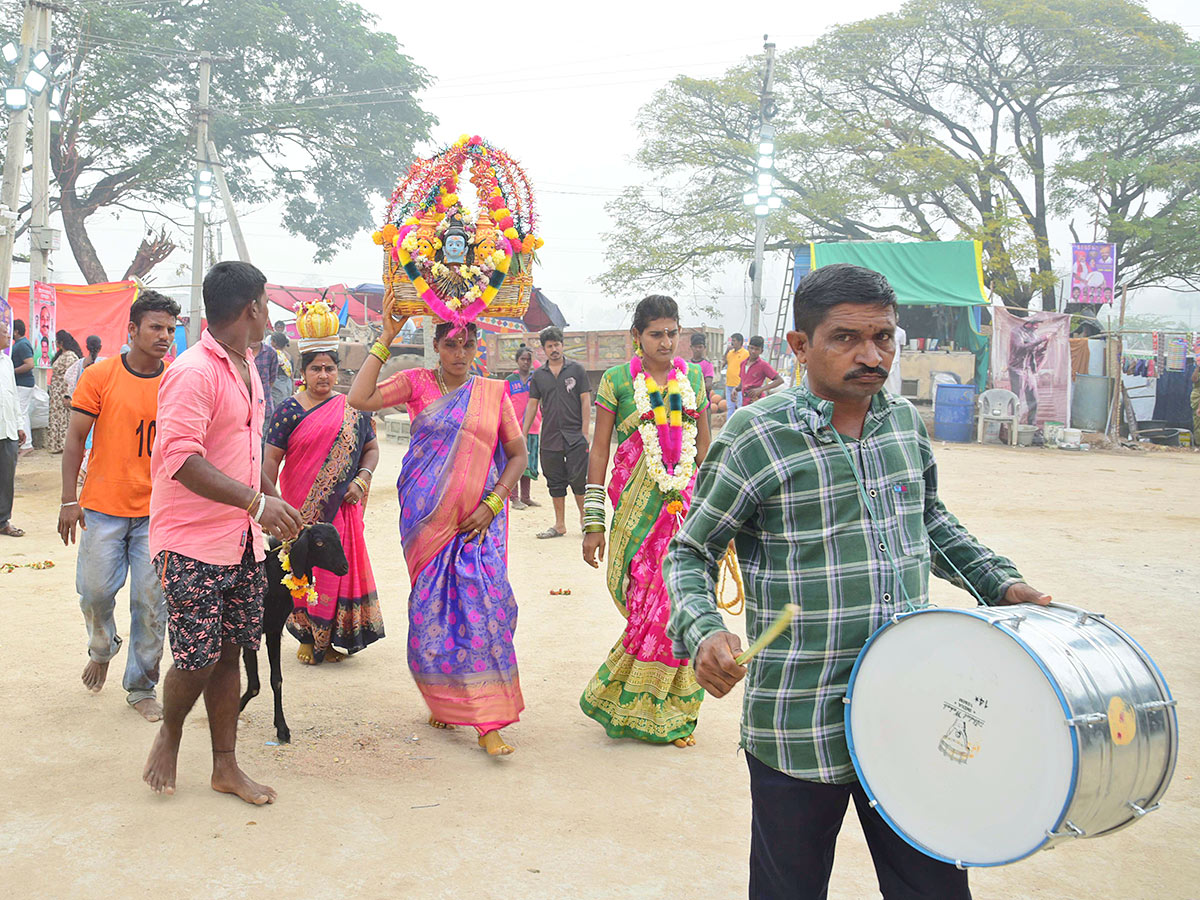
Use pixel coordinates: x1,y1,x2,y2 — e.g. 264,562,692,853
630,356,700,505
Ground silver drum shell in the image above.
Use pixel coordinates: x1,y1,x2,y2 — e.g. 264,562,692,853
991,604,1178,844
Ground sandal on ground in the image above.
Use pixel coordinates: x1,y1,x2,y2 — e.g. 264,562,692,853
536,527,565,539
0,524,25,537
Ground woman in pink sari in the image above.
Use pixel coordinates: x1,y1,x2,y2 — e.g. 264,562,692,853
580,295,711,746
349,301,528,756
263,347,384,663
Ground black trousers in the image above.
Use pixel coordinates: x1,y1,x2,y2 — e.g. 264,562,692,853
746,752,971,900
0,438,16,528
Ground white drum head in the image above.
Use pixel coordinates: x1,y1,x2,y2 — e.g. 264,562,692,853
847,611,1075,866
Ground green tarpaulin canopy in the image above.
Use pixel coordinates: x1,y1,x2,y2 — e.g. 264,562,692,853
810,240,988,307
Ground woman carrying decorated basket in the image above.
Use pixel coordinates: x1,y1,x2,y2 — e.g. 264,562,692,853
580,295,712,747
262,301,384,664
348,293,528,757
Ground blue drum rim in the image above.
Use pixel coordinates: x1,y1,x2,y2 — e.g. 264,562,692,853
844,606,1080,868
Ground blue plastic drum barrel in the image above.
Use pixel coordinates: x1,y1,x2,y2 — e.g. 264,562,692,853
934,384,976,442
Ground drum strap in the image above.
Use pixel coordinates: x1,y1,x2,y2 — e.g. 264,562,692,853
830,430,989,609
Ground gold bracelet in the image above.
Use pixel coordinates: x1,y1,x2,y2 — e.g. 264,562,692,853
369,341,391,364
352,476,369,493
482,492,504,516
245,491,262,513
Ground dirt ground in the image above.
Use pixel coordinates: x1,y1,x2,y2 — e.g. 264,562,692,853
0,437,1196,899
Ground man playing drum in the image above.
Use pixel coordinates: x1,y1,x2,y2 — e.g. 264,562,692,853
666,263,1050,899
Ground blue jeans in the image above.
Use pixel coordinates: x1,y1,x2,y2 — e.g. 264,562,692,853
725,384,741,415
77,509,165,705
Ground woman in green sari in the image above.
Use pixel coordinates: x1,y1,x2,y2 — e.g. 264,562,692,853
580,295,711,746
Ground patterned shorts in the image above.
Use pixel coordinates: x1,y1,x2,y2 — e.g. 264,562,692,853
155,545,266,671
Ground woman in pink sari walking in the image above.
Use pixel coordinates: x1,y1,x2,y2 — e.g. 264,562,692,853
349,296,528,756
263,335,384,664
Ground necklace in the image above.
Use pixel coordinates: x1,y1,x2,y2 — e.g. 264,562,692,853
214,336,248,365
437,365,470,396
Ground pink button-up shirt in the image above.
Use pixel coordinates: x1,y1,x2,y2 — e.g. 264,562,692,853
150,330,266,565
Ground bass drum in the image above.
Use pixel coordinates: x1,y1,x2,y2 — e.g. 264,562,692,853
844,604,1177,867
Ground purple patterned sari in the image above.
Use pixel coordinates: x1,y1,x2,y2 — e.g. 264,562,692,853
399,376,524,732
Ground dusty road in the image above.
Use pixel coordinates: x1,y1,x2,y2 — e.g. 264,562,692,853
0,438,1196,899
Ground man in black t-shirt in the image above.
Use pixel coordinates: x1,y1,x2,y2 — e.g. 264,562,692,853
10,319,35,452
522,327,591,538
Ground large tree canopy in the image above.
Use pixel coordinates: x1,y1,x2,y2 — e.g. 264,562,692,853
3,0,432,283
600,0,1200,307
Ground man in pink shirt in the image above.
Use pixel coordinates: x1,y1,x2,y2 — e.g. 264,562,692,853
143,261,302,805
740,334,785,404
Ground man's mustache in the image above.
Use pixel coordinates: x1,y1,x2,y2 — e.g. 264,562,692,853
845,366,889,380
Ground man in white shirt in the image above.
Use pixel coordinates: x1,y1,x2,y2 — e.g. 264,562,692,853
884,324,907,396
0,317,27,537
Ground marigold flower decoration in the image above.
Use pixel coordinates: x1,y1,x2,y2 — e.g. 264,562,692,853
278,544,318,606
371,135,543,329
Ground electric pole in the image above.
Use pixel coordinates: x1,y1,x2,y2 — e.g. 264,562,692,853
206,139,250,264
188,53,211,346
28,0,55,290
748,36,777,341
0,1,38,308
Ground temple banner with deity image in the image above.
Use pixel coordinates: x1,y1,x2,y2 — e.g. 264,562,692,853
991,309,1071,428
1069,243,1117,305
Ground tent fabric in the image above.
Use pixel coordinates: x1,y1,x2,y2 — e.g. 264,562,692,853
8,281,139,358
809,240,988,307
523,287,568,331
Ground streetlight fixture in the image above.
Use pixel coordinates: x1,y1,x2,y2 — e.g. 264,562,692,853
30,49,49,72
1,42,18,64
4,86,27,110
23,67,47,94
744,124,780,218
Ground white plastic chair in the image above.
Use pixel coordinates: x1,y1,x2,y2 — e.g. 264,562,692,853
976,388,1019,446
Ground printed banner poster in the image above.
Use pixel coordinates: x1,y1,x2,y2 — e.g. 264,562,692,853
1069,243,1116,305
991,308,1071,428
0,295,10,357
32,281,57,368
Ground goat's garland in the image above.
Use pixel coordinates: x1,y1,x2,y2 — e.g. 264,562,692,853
278,541,318,607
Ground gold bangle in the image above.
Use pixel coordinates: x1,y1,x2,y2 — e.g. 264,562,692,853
245,491,262,513
482,492,504,516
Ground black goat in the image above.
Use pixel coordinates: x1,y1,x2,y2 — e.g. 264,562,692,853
240,522,348,742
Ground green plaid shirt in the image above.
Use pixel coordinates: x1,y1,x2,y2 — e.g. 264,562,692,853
665,384,1023,783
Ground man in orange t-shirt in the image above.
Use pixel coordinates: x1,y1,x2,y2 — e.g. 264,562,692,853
59,290,180,721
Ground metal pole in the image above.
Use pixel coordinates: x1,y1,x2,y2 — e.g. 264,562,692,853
206,139,250,263
748,38,777,340
0,1,38,308
750,218,767,338
188,54,211,346
28,2,52,293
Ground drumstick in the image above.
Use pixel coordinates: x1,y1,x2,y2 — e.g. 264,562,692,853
735,603,799,665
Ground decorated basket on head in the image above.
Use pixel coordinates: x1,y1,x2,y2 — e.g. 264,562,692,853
374,134,542,329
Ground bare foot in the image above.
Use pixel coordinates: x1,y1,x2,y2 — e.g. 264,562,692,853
522,498,540,507
478,729,515,756
511,499,528,511
297,643,316,665
428,715,455,730
143,726,180,795
672,735,697,748
211,760,276,805
323,647,345,663
133,698,163,722
82,659,109,693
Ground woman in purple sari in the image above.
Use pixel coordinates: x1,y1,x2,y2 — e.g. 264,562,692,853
349,302,528,756
263,347,384,663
